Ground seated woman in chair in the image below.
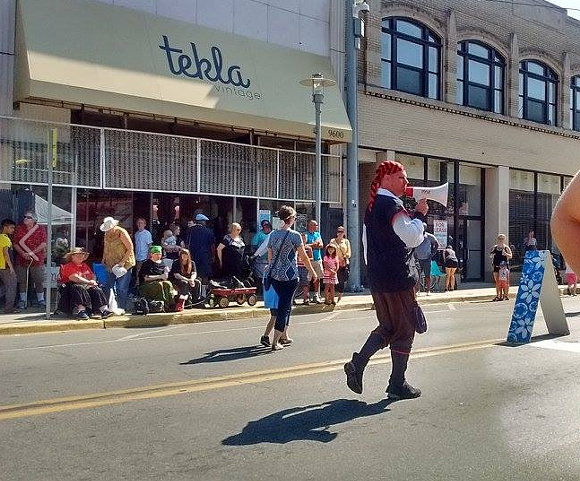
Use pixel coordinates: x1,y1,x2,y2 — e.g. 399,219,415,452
169,248,202,312
58,247,112,320
138,245,176,312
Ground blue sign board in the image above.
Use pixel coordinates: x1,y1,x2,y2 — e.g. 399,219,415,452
507,250,569,344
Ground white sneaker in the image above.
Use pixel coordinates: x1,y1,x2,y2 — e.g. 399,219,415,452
271,343,285,351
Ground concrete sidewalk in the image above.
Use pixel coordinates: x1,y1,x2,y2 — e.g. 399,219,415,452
0,283,527,336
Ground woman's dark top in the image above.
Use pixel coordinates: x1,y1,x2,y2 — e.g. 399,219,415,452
221,235,245,278
491,245,508,267
169,259,197,282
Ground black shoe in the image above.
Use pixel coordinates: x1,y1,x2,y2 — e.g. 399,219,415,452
344,353,364,394
76,310,90,321
260,336,270,347
386,381,421,400
100,309,113,319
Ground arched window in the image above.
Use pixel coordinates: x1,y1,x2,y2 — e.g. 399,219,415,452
570,76,580,131
457,41,505,114
381,17,441,99
519,60,558,126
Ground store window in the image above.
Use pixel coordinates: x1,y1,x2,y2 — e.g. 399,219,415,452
0,185,74,276
394,153,485,280
518,60,558,126
457,41,504,114
381,17,441,100
570,76,580,131
509,170,569,270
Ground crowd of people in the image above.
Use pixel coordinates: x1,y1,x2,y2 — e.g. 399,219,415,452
0,207,354,321
1,195,578,329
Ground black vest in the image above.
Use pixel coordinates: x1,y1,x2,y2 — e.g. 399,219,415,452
364,193,415,293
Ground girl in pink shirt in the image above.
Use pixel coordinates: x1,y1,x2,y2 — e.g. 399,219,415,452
323,244,339,305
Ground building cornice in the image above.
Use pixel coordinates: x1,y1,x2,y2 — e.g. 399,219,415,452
363,84,580,141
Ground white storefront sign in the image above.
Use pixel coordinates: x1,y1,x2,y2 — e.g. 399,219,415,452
433,220,447,247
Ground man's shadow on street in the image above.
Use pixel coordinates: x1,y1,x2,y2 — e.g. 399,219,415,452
222,398,394,445
180,345,269,365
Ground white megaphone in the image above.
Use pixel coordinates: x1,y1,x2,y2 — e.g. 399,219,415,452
405,183,448,206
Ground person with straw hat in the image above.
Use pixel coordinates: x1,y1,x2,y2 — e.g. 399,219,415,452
58,247,112,320
100,217,135,311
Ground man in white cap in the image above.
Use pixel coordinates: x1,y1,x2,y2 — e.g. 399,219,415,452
100,216,135,310
184,213,215,288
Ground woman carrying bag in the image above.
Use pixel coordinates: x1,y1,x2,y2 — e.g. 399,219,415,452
266,206,317,351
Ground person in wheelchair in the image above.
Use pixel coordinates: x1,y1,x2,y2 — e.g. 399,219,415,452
138,245,176,312
169,249,202,311
57,247,112,320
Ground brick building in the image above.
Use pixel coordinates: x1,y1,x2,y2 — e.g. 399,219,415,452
356,0,580,281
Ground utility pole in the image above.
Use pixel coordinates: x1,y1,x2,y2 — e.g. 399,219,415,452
346,0,369,291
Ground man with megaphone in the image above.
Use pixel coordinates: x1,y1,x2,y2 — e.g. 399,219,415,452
344,160,428,400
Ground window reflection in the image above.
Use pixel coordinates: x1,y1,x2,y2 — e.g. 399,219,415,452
381,17,440,99
518,60,558,126
457,41,504,113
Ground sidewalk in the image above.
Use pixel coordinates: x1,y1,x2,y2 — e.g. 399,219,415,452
0,283,526,336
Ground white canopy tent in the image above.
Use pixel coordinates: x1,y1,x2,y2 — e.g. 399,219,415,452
34,195,72,225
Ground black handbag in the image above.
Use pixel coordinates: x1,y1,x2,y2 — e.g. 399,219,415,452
264,230,290,291
413,301,428,334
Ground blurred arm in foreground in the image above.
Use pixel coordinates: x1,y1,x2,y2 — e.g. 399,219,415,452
551,171,580,273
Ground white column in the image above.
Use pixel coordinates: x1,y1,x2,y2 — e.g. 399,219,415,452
484,166,510,281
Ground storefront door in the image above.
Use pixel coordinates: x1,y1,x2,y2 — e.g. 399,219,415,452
457,218,483,281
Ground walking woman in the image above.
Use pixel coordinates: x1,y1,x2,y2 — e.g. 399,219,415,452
267,205,317,351
330,226,351,303
490,234,513,301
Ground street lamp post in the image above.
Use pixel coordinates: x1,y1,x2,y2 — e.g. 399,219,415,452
346,0,369,292
300,73,336,223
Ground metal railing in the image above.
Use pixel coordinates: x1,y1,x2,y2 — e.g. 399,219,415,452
0,116,342,203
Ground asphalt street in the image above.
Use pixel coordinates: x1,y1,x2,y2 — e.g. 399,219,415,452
2,297,580,480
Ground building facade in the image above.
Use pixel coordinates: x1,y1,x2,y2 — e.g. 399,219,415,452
0,0,350,265
357,0,580,281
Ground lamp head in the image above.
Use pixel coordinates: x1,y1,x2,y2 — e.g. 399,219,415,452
353,0,369,16
300,73,336,97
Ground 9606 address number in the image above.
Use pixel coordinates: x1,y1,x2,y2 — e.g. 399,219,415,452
327,129,345,139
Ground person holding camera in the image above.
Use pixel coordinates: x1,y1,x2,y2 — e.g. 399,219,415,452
490,234,512,301
344,160,427,400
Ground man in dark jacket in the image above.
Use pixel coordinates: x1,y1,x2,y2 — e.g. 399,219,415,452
184,214,215,288
344,161,428,400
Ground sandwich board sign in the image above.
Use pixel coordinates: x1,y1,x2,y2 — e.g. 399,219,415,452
507,250,569,344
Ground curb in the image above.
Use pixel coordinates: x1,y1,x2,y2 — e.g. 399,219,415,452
0,289,529,337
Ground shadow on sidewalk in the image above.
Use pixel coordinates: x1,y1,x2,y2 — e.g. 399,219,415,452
222,398,394,445
180,345,269,365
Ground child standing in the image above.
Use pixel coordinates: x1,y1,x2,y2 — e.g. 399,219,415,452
323,244,339,305
498,261,510,300
297,232,313,304
565,262,577,296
